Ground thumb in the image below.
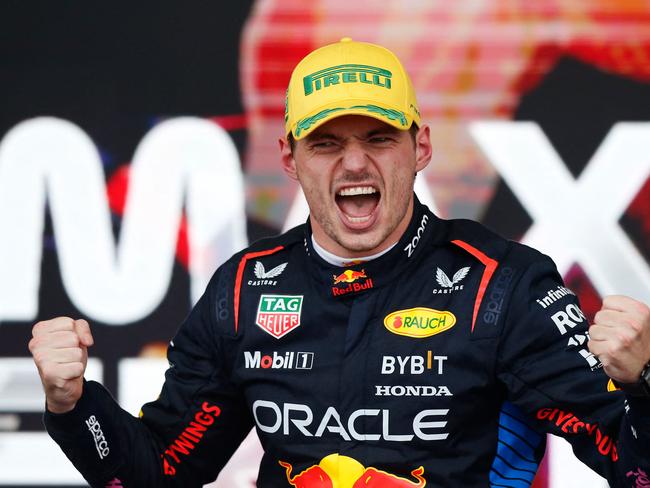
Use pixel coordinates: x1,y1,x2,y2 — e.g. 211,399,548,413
74,319,94,348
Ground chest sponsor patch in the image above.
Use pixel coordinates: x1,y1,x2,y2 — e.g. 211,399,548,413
248,261,288,286
256,294,303,339
384,308,456,338
331,269,374,297
432,266,470,294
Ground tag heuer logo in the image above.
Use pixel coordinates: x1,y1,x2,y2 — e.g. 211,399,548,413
248,261,288,286
433,267,470,294
255,295,303,339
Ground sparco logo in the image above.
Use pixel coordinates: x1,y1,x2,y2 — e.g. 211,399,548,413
244,351,313,370
482,266,514,324
85,415,110,460
252,400,449,442
404,214,429,257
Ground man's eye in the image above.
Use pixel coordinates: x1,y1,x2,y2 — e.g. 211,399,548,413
312,141,336,149
369,137,391,143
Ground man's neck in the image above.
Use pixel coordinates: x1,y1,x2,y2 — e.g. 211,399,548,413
311,235,397,267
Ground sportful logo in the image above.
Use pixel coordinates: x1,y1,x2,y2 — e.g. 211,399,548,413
248,261,288,286
303,64,392,96
433,267,470,294
256,295,303,339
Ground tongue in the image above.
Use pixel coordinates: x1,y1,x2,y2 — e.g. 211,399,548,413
337,194,379,217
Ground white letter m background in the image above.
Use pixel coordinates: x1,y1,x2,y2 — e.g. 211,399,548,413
0,117,247,324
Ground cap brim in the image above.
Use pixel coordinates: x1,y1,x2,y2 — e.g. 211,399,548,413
290,100,414,140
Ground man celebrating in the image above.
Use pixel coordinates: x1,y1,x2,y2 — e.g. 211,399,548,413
30,38,650,487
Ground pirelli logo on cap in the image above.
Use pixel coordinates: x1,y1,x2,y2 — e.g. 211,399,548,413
384,308,456,338
303,64,392,96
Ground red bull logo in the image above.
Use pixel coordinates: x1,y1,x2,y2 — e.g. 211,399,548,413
332,269,374,297
279,453,426,487
333,269,368,284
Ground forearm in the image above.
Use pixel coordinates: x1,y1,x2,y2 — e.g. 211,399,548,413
44,380,165,488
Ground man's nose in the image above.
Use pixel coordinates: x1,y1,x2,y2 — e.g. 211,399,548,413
340,142,369,172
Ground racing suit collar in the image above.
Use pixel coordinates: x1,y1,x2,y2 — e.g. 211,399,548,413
304,194,442,298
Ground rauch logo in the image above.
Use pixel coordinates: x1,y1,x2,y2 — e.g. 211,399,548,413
255,295,303,339
384,308,456,338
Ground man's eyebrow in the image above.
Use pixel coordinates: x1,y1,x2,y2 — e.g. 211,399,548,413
305,132,342,142
364,127,400,138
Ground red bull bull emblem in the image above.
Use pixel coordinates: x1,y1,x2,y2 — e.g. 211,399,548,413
279,453,426,487
331,269,374,297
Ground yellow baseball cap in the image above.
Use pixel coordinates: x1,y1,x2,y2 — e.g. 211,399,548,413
285,38,421,140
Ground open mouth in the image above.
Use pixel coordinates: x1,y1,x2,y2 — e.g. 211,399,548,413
335,186,381,226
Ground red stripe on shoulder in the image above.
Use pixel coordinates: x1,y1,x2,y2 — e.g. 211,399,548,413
451,240,499,333
234,246,284,333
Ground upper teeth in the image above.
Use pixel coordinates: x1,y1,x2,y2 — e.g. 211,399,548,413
338,186,377,196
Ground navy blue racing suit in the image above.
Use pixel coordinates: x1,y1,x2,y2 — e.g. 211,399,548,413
44,196,650,487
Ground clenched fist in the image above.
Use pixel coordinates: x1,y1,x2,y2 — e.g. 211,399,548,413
588,295,650,384
29,317,94,414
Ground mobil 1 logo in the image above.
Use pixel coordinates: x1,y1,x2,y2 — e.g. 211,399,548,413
244,350,314,370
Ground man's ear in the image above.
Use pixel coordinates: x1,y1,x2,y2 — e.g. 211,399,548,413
279,137,299,181
414,124,432,173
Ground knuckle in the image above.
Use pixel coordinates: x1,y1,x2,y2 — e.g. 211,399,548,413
73,363,85,377
594,310,606,324
72,348,83,362
32,321,47,335
618,332,634,349
66,363,83,378
42,369,58,386
625,318,642,335
607,344,621,358
633,300,650,316
598,355,610,368
32,350,45,365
